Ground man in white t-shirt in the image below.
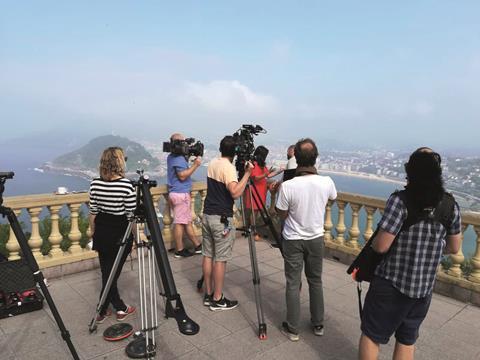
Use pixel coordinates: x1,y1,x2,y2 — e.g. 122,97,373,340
275,138,337,341
286,144,297,170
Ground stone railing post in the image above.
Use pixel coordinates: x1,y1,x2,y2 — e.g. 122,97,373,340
68,203,83,254
335,201,346,245
47,205,64,257
191,190,201,234
469,225,480,283
6,209,22,260
162,194,173,245
447,224,466,278
363,206,375,241
199,190,207,219
348,204,361,249
152,194,161,217
28,207,44,259
324,200,333,243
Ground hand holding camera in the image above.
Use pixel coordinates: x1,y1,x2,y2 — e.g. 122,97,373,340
193,156,202,167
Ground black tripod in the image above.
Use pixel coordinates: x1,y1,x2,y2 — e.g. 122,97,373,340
196,176,283,340
88,172,199,359
0,172,80,359
238,178,283,340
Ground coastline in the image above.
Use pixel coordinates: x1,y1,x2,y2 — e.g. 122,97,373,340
318,169,406,186
40,163,166,180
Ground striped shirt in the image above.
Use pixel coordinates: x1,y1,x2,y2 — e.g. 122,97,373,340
89,177,136,217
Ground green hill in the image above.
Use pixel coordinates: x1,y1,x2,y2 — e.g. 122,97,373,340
52,135,160,172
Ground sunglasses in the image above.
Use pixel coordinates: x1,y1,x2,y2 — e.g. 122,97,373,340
124,156,128,162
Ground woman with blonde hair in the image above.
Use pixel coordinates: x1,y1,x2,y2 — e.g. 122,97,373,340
89,147,136,323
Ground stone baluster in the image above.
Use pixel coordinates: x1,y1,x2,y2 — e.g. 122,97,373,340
6,209,22,260
324,200,333,243
190,190,200,233
335,201,346,245
152,194,161,217
446,224,466,277
469,225,480,283
199,190,207,219
28,207,44,259
68,203,83,253
348,204,361,249
162,194,173,245
363,206,375,242
48,205,64,257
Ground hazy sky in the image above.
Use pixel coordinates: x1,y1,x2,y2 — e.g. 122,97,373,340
1,1,479,151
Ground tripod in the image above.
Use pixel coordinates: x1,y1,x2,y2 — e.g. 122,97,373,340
196,176,283,339
0,172,80,360
88,172,199,359
238,178,283,340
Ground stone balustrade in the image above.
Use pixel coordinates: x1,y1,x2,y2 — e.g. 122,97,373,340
1,182,207,269
1,183,480,303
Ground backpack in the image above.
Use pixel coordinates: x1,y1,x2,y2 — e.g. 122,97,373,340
346,190,455,315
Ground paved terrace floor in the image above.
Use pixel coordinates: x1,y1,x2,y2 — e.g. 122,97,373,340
1,236,480,360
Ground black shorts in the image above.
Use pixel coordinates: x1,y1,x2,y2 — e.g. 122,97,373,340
361,276,432,346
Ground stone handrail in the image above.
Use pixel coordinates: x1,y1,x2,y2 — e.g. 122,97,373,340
2,183,480,298
2,182,208,268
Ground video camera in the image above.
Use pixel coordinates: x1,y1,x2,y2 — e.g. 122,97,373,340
0,172,15,207
163,138,204,157
232,125,266,176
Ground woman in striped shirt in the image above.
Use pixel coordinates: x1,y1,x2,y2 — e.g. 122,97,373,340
89,147,136,323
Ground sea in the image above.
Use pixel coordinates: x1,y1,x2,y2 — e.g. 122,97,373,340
1,148,476,257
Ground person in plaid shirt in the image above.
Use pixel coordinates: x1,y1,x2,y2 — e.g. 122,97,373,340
359,147,462,360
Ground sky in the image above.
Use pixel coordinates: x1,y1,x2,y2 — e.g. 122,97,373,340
1,1,479,152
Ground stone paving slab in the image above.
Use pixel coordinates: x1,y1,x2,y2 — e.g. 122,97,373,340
1,235,480,359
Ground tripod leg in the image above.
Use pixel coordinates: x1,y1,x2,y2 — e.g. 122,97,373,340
5,208,80,360
242,189,267,340
89,221,134,333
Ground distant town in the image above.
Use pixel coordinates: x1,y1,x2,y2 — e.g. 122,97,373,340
39,135,480,212
144,141,480,212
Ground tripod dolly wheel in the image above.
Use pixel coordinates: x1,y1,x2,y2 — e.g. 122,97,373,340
258,323,267,340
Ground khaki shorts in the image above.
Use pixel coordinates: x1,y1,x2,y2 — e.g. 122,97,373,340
202,214,235,262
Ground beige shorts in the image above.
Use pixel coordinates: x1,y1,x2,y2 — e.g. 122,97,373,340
201,214,235,262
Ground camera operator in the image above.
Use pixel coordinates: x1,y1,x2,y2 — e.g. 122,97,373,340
275,138,337,341
244,145,282,241
167,133,203,258
89,147,136,323
201,135,254,311
358,147,461,360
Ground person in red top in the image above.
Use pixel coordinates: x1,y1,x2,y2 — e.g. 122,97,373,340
244,146,282,240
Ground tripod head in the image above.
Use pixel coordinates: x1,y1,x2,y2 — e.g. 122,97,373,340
131,170,157,222
132,169,157,188
0,171,14,208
